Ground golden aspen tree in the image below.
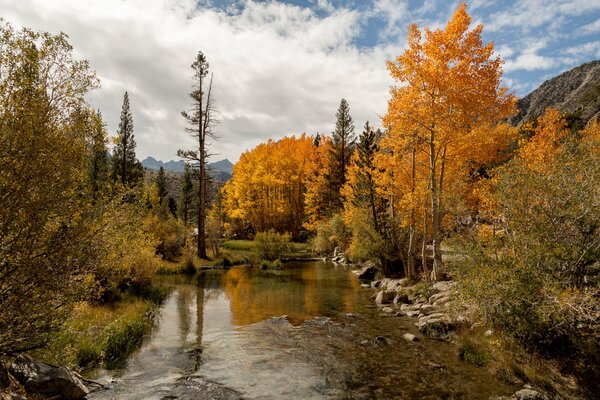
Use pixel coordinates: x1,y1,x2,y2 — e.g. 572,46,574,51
384,2,515,280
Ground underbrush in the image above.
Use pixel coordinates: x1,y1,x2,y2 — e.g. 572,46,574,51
456,329,589,398
38,296,162,371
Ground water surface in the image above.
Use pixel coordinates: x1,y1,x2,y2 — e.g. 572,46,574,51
90,262,516,399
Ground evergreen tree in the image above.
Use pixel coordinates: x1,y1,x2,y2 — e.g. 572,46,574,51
156,166,167,204
112,91,142,186
88,109,109,202
178,163,194,226
351,121,380,231
330,98,355,209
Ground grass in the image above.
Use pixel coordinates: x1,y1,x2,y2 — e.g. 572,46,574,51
456,329,587,398
38,298,158,371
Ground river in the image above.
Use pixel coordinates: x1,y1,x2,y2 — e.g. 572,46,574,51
88,261,516,399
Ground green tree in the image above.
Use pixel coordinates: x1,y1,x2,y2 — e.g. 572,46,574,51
178,163,194,226
88,109,110,202
112,91,142,187
0,21,99,354
177,51,216,259
156,166,167,204
330,98,355,209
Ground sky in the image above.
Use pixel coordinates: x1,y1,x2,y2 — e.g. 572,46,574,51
2,0,599,163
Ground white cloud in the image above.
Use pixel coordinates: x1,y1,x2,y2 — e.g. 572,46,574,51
504,39,557,72
580,18,600,35
1,0,393,162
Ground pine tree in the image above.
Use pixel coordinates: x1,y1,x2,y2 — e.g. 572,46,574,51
177,51,216,258
88,109,109,202
179,163,194,226
330,98,355,210
112,91,142,187
351,121,380,231
156,166,167,204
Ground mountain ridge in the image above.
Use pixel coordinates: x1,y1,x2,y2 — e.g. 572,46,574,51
513,59,600,127
142,157,233,175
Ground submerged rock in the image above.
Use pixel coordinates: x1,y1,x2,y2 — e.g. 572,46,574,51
514,388,549,400
356,265,377,280
375,291,390,304
0,361,9,389
9,355,89,399
403,333,419,342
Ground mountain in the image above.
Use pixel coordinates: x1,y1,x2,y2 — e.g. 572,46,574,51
513,59,600,127
208,159,233,174
141,157,234,178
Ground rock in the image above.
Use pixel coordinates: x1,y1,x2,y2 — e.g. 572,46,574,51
393,293,410,305
426,361,445,370
403,333,419,342
382,307,394,313
418,315,455,340
9,355,89,399
512,60,600,127
360,283,370,288
400,304,411,313
370,280,381,288
0,361,9,389
375,336,391,345
419,304,437,316
406,310,420,317
484,329,493,337
0,392,27,400
395,312,405,317
333,246,341,257
375,291,390,304
514,388,549,400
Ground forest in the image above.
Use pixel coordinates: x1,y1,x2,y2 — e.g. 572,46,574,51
0,2,599,399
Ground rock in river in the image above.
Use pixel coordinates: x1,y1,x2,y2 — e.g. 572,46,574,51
9,355,89,399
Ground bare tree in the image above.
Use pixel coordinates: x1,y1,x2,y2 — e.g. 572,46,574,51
178,51,216,259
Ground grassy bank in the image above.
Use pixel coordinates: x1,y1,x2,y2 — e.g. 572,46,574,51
157,239,313,274
457,328,590,398
38,297,160,371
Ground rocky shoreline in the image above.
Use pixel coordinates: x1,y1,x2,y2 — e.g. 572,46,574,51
352,263,552,400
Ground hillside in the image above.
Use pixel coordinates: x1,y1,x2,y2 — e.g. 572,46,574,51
141,157,233,176
513,59,600,127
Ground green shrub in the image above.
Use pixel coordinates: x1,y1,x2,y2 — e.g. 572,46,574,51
312,215,350,255
254,229,291,260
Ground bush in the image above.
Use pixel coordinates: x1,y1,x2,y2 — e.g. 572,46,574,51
347,210,385,262
454,127,600,379
254,229,291,260
312,215,350,255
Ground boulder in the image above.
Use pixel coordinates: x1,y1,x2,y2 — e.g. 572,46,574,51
356,265,377,280
9,355,89,399
382,307,394,313
375,291,390,304
418,314,455,340
429,292,450,304
419,304,438,316
403,333,419,342
514,388,549,400
393,293,410,305
0,361,9,389
370,280,381,288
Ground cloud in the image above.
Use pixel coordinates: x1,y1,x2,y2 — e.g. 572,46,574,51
1,0,598,161
504,40,557,72
1,0,393,162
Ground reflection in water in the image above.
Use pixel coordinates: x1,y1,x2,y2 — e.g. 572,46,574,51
91,262,517,400
221,263,360,326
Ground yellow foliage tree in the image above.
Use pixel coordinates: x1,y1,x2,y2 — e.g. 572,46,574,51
384,2,516,280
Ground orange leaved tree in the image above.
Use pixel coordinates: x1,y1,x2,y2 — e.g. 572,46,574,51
384,2,516,280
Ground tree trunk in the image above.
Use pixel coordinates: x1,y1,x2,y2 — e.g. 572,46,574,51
428,135,444,281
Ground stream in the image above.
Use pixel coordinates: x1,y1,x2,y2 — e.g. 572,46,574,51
88,261,516,399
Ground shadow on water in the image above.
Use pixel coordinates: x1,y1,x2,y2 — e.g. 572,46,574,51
89,262,517,399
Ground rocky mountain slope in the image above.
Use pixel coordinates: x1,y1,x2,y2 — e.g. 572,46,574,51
512,59,600,127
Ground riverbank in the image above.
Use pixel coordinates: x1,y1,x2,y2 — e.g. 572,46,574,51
357,268,592,399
